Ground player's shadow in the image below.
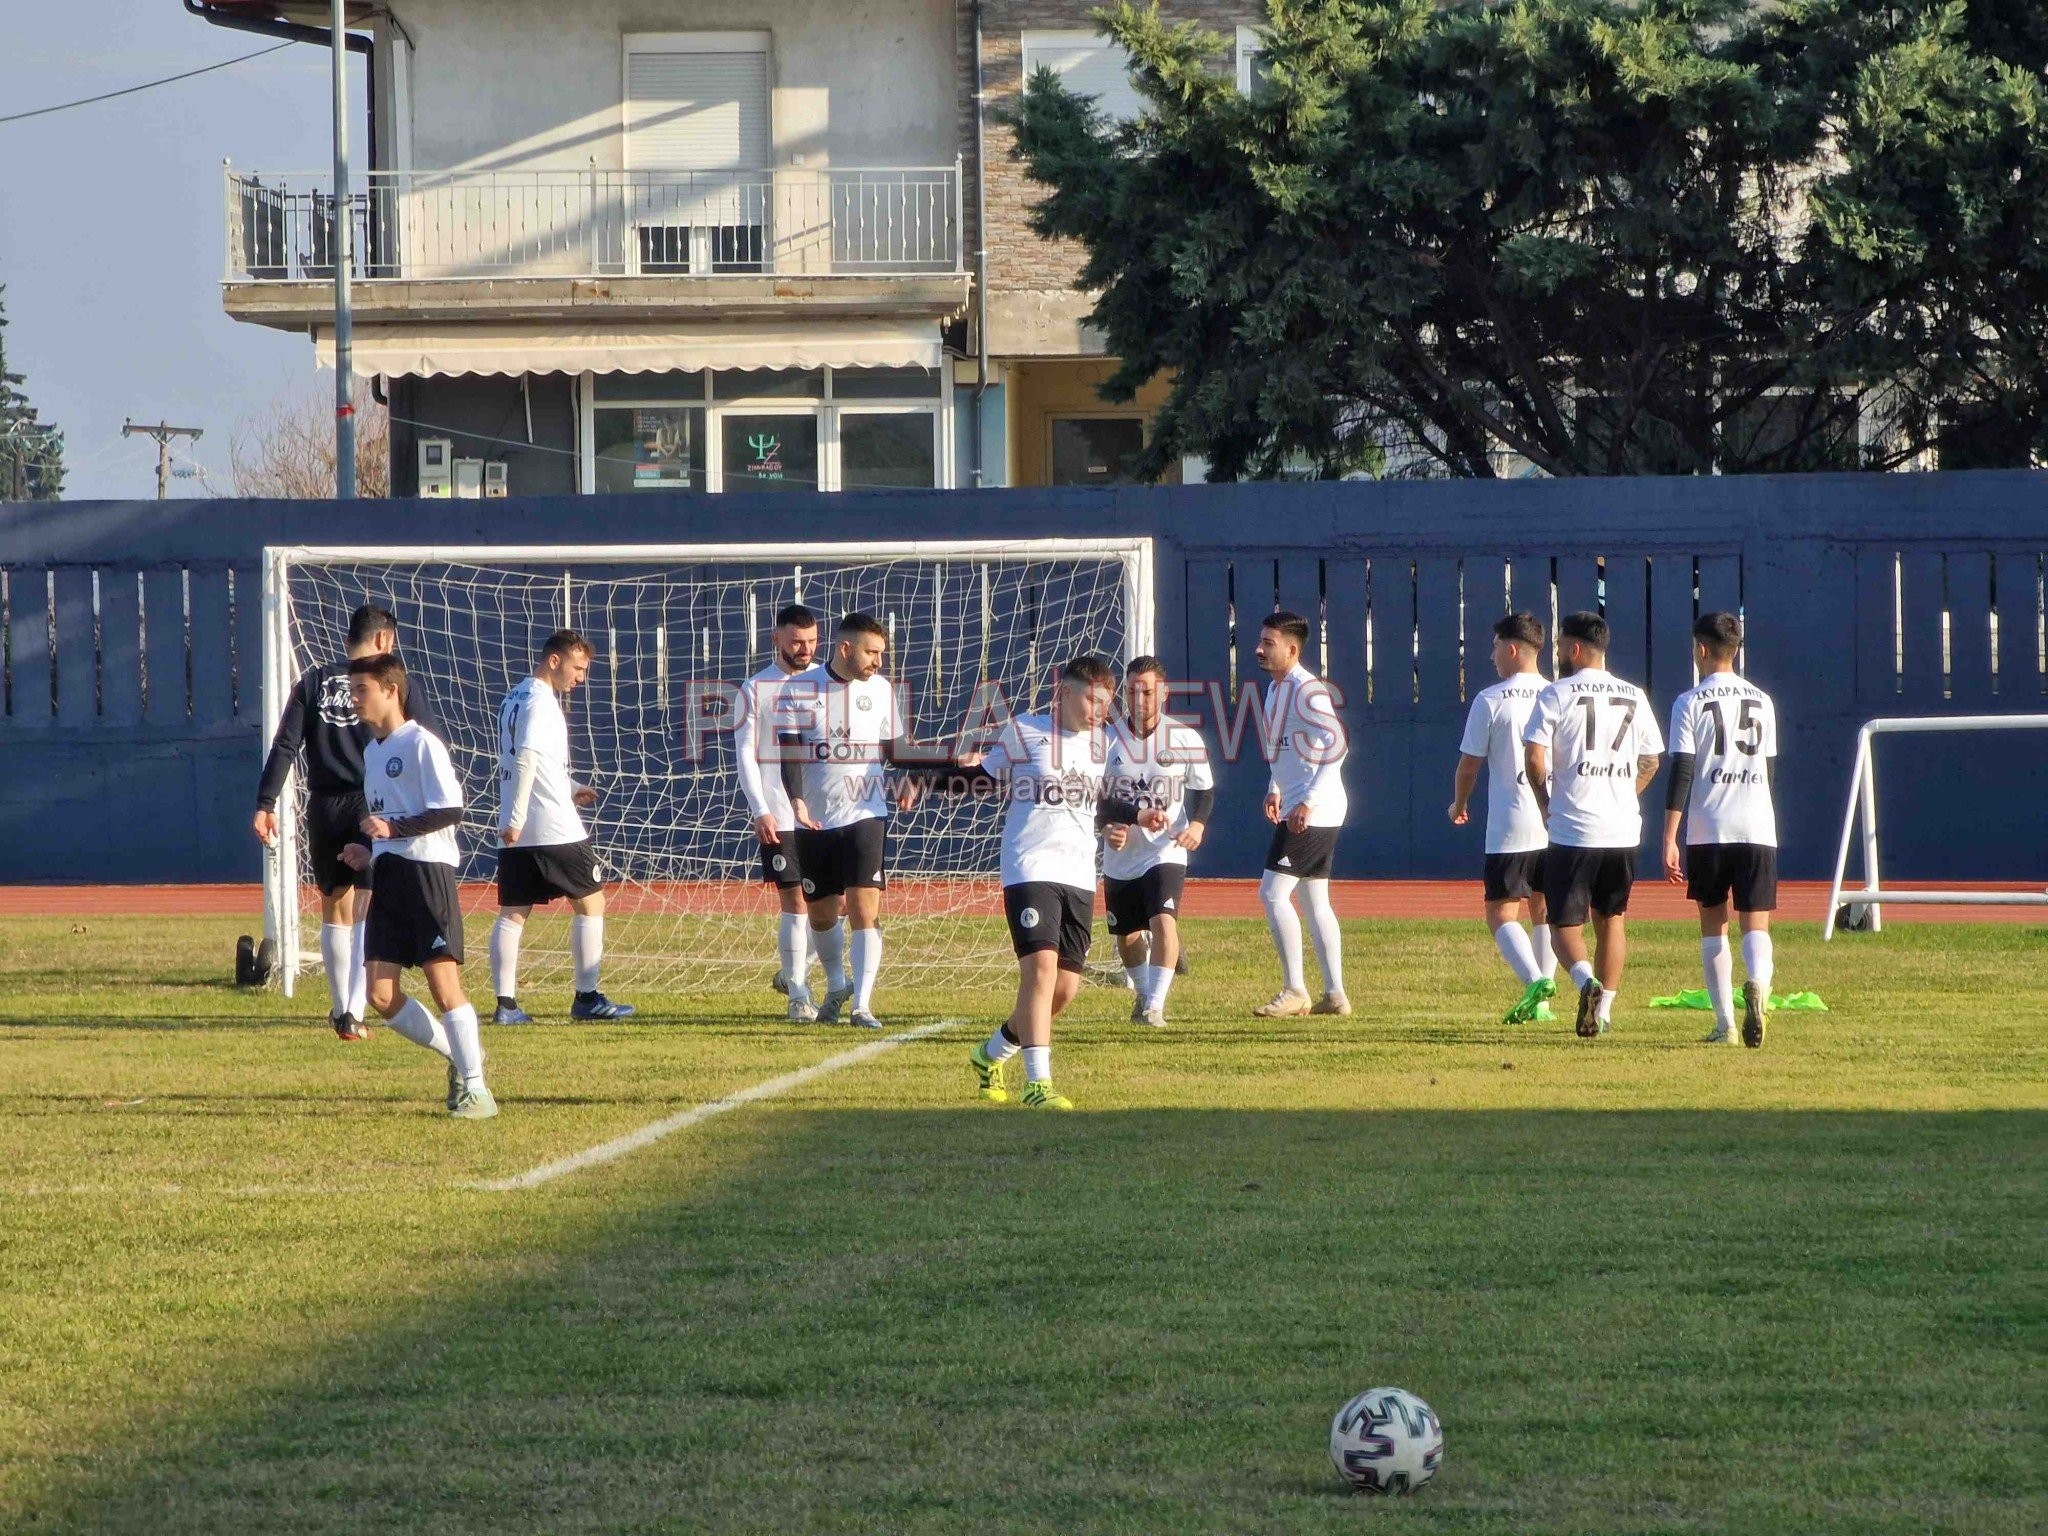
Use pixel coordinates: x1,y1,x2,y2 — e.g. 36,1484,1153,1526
20,1105,2043,1535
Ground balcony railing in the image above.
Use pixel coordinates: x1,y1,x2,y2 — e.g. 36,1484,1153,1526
224,164,964,282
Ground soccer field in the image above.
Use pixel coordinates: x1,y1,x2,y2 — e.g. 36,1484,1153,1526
2,914,2042,1534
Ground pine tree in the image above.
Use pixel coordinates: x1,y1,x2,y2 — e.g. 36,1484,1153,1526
0,285,65,502
1012,0,2046,479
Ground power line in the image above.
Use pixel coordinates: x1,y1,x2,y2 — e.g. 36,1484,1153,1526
0,41,296,127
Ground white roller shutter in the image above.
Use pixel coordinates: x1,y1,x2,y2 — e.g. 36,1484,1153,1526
1021,33,1142,125
627,51,769,170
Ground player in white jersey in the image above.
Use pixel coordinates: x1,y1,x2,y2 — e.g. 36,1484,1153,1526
1451,611,1559,1025
1102,656,1214,1026
1251,612,1352,1019
777,612,933,1029
734,604,824,1021
1523,612,1663,1039
1662,612,1780,1048
337,655,493,1118
954,656,1169,1110
487,629,635,1026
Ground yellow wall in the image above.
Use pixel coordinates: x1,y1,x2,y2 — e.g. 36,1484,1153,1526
1005,359,1179,488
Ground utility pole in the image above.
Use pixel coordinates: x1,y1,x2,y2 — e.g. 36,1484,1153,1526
329,0,356,499
122,420,204,501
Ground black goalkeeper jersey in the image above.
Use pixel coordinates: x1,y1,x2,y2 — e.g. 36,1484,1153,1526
255,661,442,809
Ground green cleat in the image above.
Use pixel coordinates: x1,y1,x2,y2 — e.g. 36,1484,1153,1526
1533,1000,1556,1022
1020,1080,1073,1111
1503,978,1553,1025
450,1085,498,1120
1741,980,1768,1049
970,1043,1009,1103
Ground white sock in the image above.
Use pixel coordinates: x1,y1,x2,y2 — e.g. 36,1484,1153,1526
1124,964,1146,994
1530,922,1556,980
1142,963,1173,1010
1701,936,1735,1028
1569,958,1596,992
1022,1045,1051,1083
1301,879,1345,995
983,1024,1021,1062
348,919,369,1018
490,916,523,1002
570,915,603,994
850,927,882,1011
319,924,350,1015
384,996,451,1058
1493,922,1543,985
777,913,809,998
443,1002,485,1090
1741,931,1775,993
1260,870,1307,994
813,922,849,991
1596,989,1616,1025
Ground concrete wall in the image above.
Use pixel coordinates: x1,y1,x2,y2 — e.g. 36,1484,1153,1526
5,472,2045,886
393,0,958,172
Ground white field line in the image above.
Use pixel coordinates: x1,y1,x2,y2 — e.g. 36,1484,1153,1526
472,1019,963,1193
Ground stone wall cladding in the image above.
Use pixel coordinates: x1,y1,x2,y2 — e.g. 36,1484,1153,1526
957,1,1262,302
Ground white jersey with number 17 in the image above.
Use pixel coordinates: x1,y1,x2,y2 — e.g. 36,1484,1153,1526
1668,675,1778,847
1522,668,1664,850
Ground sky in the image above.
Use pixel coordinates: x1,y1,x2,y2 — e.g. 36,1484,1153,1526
0,2,366,501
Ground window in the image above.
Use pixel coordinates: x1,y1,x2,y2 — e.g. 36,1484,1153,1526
624,34,771,275
841,411,938,490
1022,32,1143,124
579,368,948,493
1235,27,1270,94
1049,416,1146,485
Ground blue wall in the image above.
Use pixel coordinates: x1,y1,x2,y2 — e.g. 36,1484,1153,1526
3,472,2045,884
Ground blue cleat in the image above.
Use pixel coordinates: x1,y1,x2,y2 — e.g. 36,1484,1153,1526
571,991,637,1021
492,1002,533,1025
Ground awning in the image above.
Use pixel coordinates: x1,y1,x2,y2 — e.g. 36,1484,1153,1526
313,319,944,379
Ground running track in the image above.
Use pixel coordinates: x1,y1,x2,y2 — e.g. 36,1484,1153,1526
2,880,2040,924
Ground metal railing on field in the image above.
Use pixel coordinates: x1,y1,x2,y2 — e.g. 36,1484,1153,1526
223,163,965,282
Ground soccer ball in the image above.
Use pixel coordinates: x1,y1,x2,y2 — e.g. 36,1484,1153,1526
1329,1387,1443,1495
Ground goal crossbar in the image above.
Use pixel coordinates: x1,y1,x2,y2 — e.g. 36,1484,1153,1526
1823,714,2048,940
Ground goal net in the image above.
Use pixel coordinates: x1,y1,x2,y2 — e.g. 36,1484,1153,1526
261,539,1154,998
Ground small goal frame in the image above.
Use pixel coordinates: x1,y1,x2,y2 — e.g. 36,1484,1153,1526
260,537,1156,994
1822,713,2048,940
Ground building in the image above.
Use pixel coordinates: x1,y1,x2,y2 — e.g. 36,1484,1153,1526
194,0,1265,497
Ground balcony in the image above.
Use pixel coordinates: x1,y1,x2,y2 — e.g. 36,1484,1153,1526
221,165,970,331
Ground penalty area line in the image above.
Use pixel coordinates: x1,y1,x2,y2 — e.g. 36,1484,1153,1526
471,1018,963,1193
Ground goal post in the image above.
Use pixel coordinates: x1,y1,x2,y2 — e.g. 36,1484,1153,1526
260,538,1156,997
1822,714,2048,940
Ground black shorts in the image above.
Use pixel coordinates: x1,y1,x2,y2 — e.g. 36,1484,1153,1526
1483,851,1547,903
1686,843,1779,912
796,819,887,901
306,790,371,896
1004,882,1094,974
1264,823,1339,880
365,854,465,968
497,840,604,907
756,832,804,889
1543,845,1637,926
1104,865,1187,935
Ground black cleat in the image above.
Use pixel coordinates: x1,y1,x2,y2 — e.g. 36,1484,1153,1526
1574,978,1602,1038
1741,979,1767,1049
331,1011,367,1042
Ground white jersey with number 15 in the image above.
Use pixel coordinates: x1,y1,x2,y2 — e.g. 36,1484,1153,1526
1668,676,1778,847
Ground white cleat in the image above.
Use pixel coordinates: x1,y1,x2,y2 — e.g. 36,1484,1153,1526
1253,988,1313,1019
1703,1022,1737,1044
1137,1006,1168,1028
848,1008,883,1031
786,994,819,1023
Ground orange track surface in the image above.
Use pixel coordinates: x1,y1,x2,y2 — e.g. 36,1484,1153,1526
2,880,2040,924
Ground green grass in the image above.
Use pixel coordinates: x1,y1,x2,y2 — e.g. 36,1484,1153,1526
1,913,2043,1534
